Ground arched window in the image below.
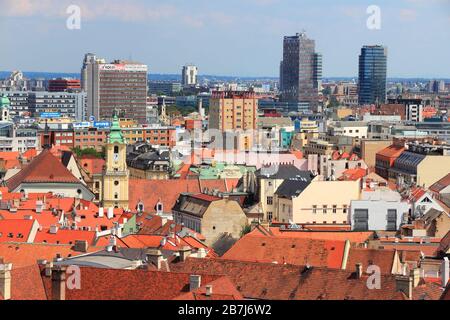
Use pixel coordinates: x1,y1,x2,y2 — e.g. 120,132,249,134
114,146,119,154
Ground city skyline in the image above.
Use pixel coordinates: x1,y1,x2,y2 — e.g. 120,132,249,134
0,0,449,78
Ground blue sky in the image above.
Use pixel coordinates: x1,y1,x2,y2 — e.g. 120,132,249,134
0,0,449,77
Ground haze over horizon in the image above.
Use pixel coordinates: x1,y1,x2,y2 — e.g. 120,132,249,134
0,0,449,78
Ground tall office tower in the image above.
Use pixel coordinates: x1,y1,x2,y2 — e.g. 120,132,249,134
83,54,148,124
81,53,98,92
209,91,258,131
182,65,198,86
358,45,388,105
280,32,322,111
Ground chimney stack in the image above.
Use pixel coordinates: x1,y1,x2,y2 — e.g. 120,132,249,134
45,261,54,277
51,266,67,301
396,274,413,300
410,268,421,288
442,257,449,289
74,240,89,253
205,285,213,297
179,246,192,262
107,207,114,219
355,263,363,279
146,249,163,270
98,207,104,218
190,275,201,291
0,262,12,300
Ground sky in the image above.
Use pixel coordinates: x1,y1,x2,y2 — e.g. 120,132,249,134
0,0,449,78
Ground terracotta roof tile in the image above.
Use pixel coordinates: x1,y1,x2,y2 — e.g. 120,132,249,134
221,234,346,269
6,149,80,191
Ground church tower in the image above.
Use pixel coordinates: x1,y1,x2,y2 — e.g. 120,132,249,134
0,95,11,121
102,114,129,209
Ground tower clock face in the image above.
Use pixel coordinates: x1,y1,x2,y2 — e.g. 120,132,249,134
113,153,119,162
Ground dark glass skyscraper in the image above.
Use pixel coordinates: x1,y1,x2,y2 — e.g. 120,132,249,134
280,32,322,111
358,45,387,105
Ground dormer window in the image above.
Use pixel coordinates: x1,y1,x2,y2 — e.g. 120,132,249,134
156,202,163,213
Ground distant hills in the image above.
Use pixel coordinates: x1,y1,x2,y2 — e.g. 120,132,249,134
0,71,448,83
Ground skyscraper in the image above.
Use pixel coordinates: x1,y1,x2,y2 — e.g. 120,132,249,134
82,53,148,124
280,32,322,111
358,45,387,105
182,65,198,86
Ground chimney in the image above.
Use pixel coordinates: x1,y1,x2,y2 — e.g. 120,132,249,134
146,249,163,270
410,268,421,288
190,275,201,291
396,274,413,300
0,262,12,300
51,266,66,301
45,261,54,277
35,200,44,213
107,207,114,219
205,285,213,297
98,207,104,218
355,263,363,279
442,257,449,288
74,240,88,253
179,246,192,262
49,225,58,234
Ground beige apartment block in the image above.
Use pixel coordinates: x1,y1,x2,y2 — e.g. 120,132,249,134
276,179,361,225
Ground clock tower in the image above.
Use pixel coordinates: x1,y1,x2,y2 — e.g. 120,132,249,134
102,114,129,209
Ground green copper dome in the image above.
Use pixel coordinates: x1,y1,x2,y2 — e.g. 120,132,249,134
108,114,125,144
0,95,10,108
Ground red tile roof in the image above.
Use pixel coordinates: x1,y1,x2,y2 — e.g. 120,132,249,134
430,173,450,194
6,149,80,191
129,178,238,213
345,248,397,275
221,234,346,269
377,145,405,159
34,228,97,246
338,168,367,181
40,267,229,300
170,258,438,300
0,151,20,170
79,157,105,176
249,227,373,243
0,219,37,243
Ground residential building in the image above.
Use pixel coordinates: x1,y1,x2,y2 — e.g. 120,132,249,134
172,193,248,246
208,91,258,131
360,139,393,168
358,45,387,105
328,121,369,139
350,188,409,231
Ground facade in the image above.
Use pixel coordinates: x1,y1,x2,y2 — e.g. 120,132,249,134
350,189,409,231
358,45,387,105
209,91,258,131
275,178,361,225
181,65,198,87
84,56,148,124
1,91,29,117
100,115,129,209
360,139,393,168
328,121,369,139
48,78,81,92
28,91,86,121
172,194,248,246
280,32,321,111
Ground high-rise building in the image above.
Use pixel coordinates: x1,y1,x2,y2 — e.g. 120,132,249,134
82,54,148,124
280,32,322,111
209,91,258,131
28,91,87,121
182,65,198,87
358,45,387,105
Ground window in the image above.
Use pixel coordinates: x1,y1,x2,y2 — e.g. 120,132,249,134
323,205,328,214
267,212,273,221
343,205,348,214
387,209,397,231
114,181,119,186
333,205,337,214
267,197,273,205
114,146,119,154
354,209,369,231
312,205,317,214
